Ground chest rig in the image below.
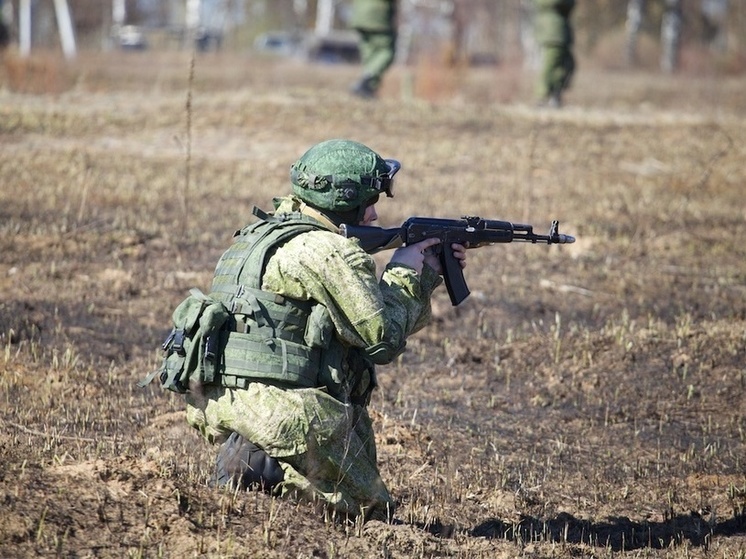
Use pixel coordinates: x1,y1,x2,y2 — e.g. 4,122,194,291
209,208,375,403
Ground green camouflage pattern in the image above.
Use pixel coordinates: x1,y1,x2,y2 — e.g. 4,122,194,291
350,0,397,94
264,196,441,351
356,30,397,91
186,383,392,519
350,0,397,33
534,0,575,102
290,139,390,212
537,44,575,99
535,0,575,17
535,0,575,45
186,194,442,518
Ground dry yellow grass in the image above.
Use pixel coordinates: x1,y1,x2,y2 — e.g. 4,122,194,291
1,49,744,558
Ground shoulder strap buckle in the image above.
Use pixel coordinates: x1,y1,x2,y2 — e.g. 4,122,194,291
252,206,273,221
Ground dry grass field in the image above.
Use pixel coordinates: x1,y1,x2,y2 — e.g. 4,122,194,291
1,49,745,558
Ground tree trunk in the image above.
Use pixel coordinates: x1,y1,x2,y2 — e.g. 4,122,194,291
315,0,334,35
660,0,682,72
625,0,645,65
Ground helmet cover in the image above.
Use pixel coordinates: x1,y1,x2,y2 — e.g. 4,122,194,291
290,139,398,212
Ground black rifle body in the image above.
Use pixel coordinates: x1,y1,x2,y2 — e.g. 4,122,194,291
341,216,574,306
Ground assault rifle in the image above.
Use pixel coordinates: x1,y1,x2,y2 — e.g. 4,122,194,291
341,216,575,306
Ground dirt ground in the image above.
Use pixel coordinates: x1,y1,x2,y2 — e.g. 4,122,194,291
0,49,745,558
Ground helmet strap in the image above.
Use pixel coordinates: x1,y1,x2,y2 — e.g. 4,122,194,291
355,203,368,224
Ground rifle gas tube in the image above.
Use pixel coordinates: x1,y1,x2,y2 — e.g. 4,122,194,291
341,216,575,306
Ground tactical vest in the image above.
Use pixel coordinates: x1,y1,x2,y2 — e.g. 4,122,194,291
208,209,375,403
142,208,376,403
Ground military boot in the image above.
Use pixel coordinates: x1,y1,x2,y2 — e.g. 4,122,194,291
350,75,377,99
547,90,562,108
212,432,285,492
537,90,562,109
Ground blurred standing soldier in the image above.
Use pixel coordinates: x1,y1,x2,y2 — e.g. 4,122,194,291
350,0,398,98
534,0,576,108
147,139,467,521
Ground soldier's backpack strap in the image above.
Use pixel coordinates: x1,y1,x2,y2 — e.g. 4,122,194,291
211,208,325,300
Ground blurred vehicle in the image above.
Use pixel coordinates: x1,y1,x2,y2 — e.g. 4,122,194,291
305,31,360,64
254,30,360,64
253,31,305,57
195,27,223,51
117,25,147,50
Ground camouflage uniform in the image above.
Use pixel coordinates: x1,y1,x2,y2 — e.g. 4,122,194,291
350,0,397,98
184,145,441,520
534,0,576,107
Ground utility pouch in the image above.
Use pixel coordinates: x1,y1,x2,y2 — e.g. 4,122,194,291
139,288,230,393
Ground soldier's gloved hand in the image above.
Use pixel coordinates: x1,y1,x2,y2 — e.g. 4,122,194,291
390,238,441,274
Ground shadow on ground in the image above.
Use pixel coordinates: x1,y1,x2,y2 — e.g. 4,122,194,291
470,510,746,551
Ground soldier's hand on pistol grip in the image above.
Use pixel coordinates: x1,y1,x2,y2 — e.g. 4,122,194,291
390,238,467,276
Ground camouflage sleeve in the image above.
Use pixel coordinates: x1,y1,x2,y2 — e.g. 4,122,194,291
262,230,440,362
380,261,442,335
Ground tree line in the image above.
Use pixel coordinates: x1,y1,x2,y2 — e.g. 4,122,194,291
1,0,742,73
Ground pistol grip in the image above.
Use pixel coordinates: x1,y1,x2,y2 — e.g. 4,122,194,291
441,247,470,306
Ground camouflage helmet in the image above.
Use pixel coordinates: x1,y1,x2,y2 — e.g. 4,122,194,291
290,139,400,213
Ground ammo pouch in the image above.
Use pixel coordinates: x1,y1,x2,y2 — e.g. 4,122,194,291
218,287,326,390
139,288,230,394
217,286,375,403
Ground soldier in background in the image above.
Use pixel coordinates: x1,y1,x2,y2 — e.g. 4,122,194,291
349,0,398,98
534,0,576,108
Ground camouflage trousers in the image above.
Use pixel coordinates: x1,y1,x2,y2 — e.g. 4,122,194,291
185,382,394,520
537,44,575,99
356,29,397,90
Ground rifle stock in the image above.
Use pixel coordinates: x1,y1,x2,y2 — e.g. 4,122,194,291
339,224,403,254
341,216,575,306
